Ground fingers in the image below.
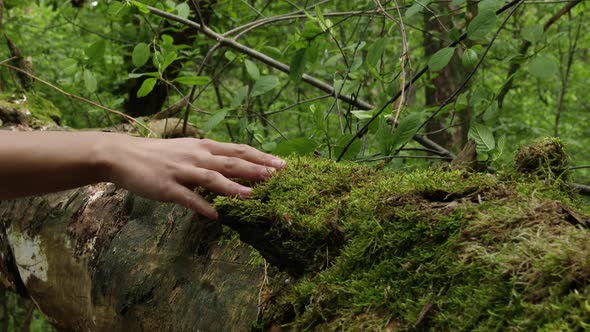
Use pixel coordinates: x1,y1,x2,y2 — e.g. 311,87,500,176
168,185,219,220
178,167,253,198
201,155,276,181
199,139,286,169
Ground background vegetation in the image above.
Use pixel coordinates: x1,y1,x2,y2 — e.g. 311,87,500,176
0,0,587,330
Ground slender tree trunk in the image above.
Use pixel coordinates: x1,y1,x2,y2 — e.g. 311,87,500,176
423,3,473,152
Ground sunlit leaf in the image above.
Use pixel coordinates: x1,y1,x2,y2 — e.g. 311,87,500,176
137,78,157,98
468,123,495,153
176,3,190,19
83,70,97,93
175,76,209,86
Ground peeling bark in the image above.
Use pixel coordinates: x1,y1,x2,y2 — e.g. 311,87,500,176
0,185,263,331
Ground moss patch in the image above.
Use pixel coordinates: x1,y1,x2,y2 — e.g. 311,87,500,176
215,153,590,331
0,92,61,127
515,137,569,182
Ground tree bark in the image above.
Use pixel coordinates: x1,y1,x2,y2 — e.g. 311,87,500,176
0,184,263,331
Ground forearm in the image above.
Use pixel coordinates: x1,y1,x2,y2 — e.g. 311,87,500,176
0,131,114,199
0,130,285,219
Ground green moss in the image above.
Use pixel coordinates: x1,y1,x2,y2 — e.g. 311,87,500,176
515,137,569,182
0,92,61,126
215,150,590,331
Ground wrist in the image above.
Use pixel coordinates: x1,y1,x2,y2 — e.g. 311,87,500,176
90,132,128,184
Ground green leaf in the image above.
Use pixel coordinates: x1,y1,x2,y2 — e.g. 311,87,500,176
131,1,150,14
467,10,498,40
231,85,249,107
201,109,229,133
462,48,478,68
176,3,190,19
311,104,327,133
261,46,282,60
175,76,209,86
375,117,392,155
468,123,495,153
390,113,423,150
108,2,128,17
161,51,177,72
522,24,544,43
315,6,331,31
428,47,455,71
224,51,237,61
83,70,97,93
132,43,151,68
529,55,558,78
478,0,504,12
85,40,106,64
128,72,159,79
301,21,323,39
451,0,466,5
333,134,361,160
351,110,374,120
273,138,318,157
405,0,432,18
62,59,78,76
137,78,157,98
244,59,260,81
290,48,307,83
366,38,386,68
250,75,279,97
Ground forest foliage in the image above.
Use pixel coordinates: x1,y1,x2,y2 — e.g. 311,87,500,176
0,0,588,330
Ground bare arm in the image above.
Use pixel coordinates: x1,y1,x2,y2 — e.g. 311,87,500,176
0,131,286,219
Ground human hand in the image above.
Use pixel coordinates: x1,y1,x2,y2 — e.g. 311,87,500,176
103,135,286,219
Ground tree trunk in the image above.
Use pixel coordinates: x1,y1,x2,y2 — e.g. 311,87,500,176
0,184,263,331
423,3,473,152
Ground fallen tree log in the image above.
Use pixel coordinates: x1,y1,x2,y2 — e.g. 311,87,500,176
0,184,264,331
1,139,590,331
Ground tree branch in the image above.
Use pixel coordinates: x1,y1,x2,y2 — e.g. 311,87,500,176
145,5,374,110
144,4,455,159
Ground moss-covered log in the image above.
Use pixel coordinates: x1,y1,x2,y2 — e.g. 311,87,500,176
1,139,589,331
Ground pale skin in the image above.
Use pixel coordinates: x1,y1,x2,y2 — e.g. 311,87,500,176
0,131,286,220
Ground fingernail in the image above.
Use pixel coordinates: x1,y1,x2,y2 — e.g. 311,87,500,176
261,167,276,178
239,186,253,197
271,159,286,168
